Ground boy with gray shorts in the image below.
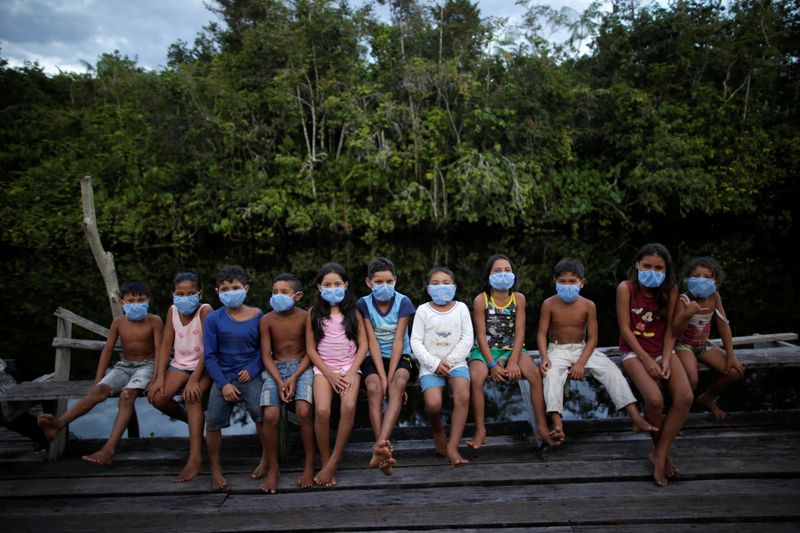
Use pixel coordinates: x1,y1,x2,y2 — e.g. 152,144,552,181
38,280,163,464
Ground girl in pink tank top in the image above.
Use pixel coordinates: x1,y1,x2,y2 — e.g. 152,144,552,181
148,271,213,483
305,263,368,487
616,243,692,488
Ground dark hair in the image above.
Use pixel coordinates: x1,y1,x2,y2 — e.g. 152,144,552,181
173,270,201,290
310,263,358,343
216,265,248,287
553,257,585,279
367,257,396,278
630,243,675,312
120,280,150,298
427,266,455,284
481,254,517,295
684,257,725,285
273,272,303,293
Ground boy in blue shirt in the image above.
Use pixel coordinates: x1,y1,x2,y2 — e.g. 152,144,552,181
357,258,416,474
204,266,265,491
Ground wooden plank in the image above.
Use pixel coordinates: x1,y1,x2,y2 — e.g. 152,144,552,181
52,337,119,351
54,308,111,339
50,317,72,460
0,380,94,401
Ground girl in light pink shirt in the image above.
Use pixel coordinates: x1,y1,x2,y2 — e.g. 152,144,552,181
305,262,368,487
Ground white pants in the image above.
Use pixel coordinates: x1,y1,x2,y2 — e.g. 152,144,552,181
543,343,636,415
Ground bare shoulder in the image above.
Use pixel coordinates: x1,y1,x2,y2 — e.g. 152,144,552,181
580,296,596,311
540,295,557,310
513,291,526,305
146,313,163,325
472,293,486,307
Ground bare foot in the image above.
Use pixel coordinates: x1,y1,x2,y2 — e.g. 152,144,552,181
174,459,201,483
540,425,564,447
211,471,227,492
465,428,487,449
82,448,114,465
378,456,396,476
37,414,63,442
697,394,727,423
297,467,315,489
433,429,448,457
314,461,339,487
259,465,279,494
649,451,668,487
447,450,469,467
251,458,269,479
632,417,659,433
665,455,679,479
369,440,392,468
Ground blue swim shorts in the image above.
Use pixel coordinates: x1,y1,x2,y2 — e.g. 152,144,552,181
419,366,471,392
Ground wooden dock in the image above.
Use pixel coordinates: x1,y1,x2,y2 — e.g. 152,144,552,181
1,409,799,532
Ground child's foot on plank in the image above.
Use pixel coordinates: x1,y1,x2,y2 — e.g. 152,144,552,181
259,465,279,494
447,450,469,467
82,448,114,465
211,472,227,492
648,451,668,487
174,459,201,483
297,466,315,489
368,439,392,468
632,417,659,433
36,414,63,442
251,458,269,479
696,393,727,423
539,425,564,447
433,429,448,457
665,454,679,478
314,462,338,487
465,428,487,449
378,456,396,476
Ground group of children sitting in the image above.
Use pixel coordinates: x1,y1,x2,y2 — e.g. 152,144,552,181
36,243,744,489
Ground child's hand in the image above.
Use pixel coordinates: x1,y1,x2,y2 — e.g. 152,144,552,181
490,363,508,383
686,301,711,316
238,369,252,383
568,363,585,380
540,357,551,374
326,371,346,394
505,361,521,382
726,356,745,377
184,379,202,404
660,357,671,380
222,383,241,402
643,357,663,380
147,378,164,403
281,379,295,403
339,371,357,396
435,362,451,377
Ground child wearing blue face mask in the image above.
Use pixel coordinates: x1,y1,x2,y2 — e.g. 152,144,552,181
258,272,315,493
673,257,743,423
306,262,368,487
467,254,560,449
148,271,212,483
410,266,473,466
37,280,163,465
203,265,265,492
618,243,693,487
357,258,416,475
538,258,655,443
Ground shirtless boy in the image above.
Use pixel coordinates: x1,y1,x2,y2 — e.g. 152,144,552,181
38,280,163,464
258,273,315,493
537,258,656,440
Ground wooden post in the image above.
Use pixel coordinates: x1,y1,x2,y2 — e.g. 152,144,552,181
49,317,72,460
80,176,122,319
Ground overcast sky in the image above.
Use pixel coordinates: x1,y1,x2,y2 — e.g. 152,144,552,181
0,0,596,74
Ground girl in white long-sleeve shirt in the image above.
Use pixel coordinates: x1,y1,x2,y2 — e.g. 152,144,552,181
410,266,473,466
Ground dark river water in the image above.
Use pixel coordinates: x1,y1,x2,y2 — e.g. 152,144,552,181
2,222,798,437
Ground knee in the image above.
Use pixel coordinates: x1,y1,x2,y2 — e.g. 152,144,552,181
295,402,312,422
315,405,331,423
453,388,470,405
425,401,442,417
341,397,358,414
365,379,382,398
673,390,694,410
642,394,664,412
88,386,111,402
262,408,280,427
118,389,137,405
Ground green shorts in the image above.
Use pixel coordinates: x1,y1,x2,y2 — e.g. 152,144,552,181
675,341,714,358
468,347,513,366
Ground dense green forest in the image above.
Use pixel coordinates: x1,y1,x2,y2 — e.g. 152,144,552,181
1,0,797,250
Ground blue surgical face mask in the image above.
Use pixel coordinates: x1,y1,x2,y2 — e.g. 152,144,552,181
428,284,456,305
320,287,346,305
638,269,665,288
371,283,395,302
123,302,148,321
219,288,246,308
270,293,296,313
555,283,581,303
489,272,515,291
173,294,200,315
687,277,716,299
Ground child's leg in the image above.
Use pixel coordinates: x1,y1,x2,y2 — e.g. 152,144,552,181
316,374,361,486
542,352,572,442
519,355,562,446
206,429,226,491
37,384,112,441
312,375,334,483
696,347,742,422
175,373,211,483
363,373,384,440
151,370,189,423
675,349,699,390
295,399,316,489
447,376,470,466
584,353,656,433
205,386,233,491
259,405,281,493
423,385,447,456
650,357,693,486
377,368,411,444
466,360,488,449
82,388,140,465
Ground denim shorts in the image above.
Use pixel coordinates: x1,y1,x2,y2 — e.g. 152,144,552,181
419,366,471,392
206,377,263,431
260,359,313,406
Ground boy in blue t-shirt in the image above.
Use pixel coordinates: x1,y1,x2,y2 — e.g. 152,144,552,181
357,257,416,474
204,266,265,492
